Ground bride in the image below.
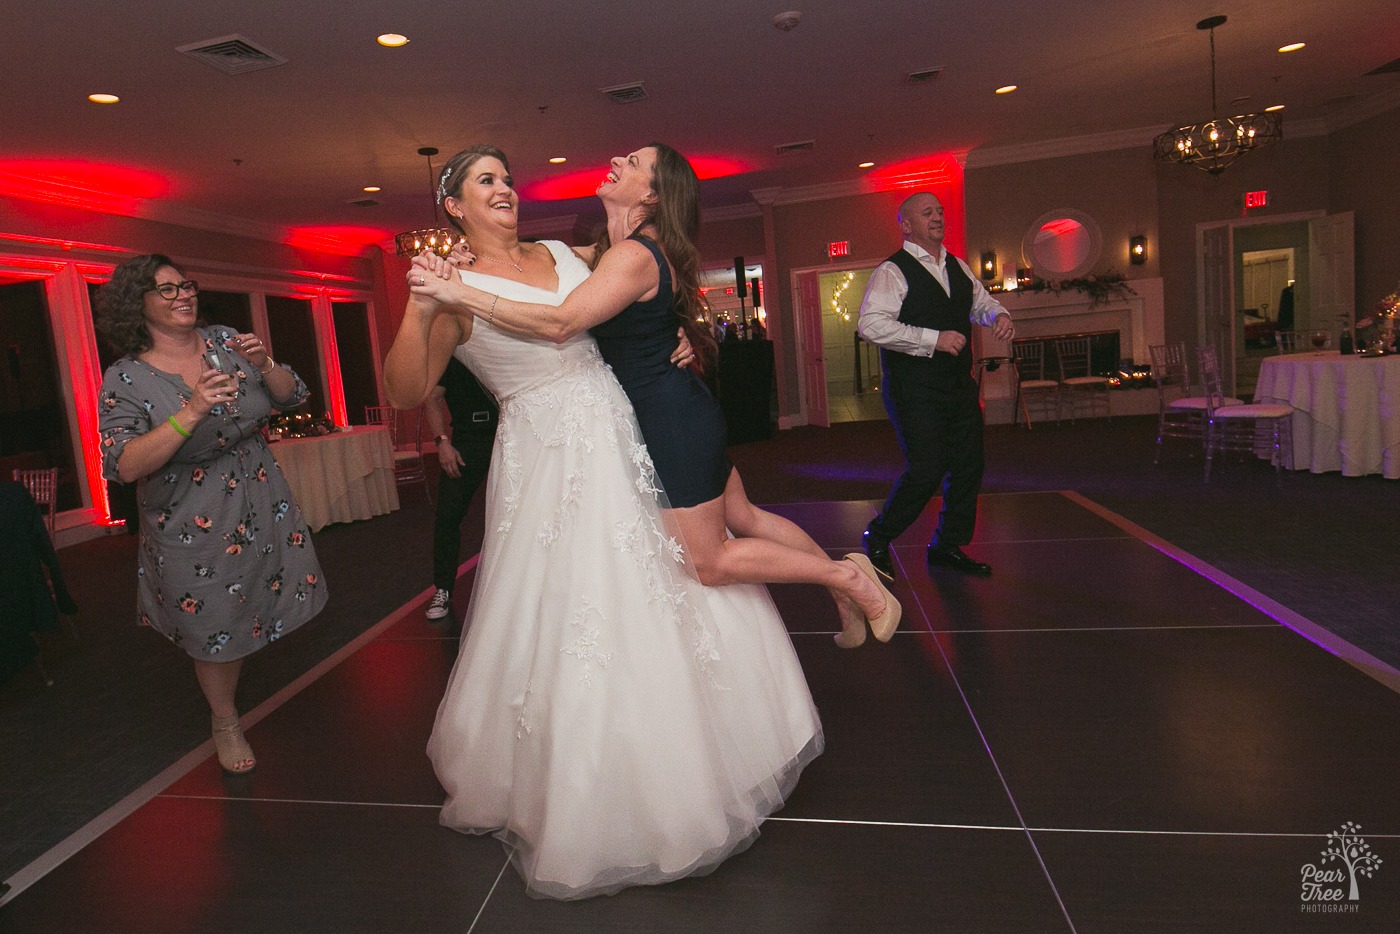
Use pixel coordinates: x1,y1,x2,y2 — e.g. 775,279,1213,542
384,145,823,900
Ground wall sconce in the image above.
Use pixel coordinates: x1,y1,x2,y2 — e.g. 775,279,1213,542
979,251,998,281
1129,235,1148,265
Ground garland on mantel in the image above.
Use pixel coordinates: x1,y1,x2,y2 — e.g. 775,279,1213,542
994,272,1136,306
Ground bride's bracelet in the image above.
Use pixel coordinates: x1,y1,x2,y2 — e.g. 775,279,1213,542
488,294,498,324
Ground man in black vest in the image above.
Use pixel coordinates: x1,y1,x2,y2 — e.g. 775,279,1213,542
423,357,498,621
856,192,1014,578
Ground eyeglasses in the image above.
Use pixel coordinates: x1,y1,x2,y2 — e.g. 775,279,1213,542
148,280,199,300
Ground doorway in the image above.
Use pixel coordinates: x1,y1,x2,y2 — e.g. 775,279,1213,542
791,263,888,426
1196,211,1351,397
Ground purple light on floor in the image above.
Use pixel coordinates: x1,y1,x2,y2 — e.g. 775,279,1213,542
785,464,894,482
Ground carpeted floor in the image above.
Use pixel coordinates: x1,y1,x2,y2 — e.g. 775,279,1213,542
3,412,1396,885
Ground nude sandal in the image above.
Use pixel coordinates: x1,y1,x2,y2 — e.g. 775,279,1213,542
211,713,257,774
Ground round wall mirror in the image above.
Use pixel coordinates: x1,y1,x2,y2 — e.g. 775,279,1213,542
1021,209,1102,279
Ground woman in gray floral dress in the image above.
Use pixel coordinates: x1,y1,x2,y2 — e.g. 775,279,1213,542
97,254,326,773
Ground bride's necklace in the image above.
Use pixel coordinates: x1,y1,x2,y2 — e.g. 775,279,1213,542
478,251,524,273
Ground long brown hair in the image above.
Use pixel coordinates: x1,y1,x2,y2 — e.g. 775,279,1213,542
593,143,716,374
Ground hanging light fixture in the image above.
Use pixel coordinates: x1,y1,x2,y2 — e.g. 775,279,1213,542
394,146,462,257
1152,16,1282,176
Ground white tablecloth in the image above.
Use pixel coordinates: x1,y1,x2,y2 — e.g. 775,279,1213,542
1254,351,1400,479
270,425,400,531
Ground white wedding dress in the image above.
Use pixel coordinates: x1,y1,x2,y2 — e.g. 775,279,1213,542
427,240,823,899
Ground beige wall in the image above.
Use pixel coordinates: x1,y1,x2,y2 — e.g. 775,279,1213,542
967,147,1160,281
1328,105,1400,314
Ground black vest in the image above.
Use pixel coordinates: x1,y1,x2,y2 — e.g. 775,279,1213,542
880,248,974,385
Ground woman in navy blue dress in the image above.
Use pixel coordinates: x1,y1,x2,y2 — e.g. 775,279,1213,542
411,144,898,647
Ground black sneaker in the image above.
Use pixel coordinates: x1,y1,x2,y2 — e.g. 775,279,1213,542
425,588,452,621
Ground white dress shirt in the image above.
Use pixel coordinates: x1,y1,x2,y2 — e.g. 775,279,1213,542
856,240,1009,357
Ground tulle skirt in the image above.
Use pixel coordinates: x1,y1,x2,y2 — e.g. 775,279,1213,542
427,353,822,899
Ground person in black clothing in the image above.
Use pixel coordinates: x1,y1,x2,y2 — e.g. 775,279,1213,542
0,480,77,686
423,356,498,621
856,192,1014,578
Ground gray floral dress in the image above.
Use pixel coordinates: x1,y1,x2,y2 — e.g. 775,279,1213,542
99,325,327,661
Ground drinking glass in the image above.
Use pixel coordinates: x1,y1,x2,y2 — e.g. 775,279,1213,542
201,347,240,415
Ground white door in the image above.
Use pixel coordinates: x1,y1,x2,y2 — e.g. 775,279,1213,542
1198,222,1235,393
1309,212,1355,331
794,271,830,427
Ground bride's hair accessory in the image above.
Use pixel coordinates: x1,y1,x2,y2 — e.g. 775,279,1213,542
437,165,456,205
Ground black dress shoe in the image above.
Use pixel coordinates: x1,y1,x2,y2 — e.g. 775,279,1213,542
927,543,992,576
862,530,896,581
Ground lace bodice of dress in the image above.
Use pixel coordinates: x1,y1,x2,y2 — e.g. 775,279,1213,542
452,240,597,402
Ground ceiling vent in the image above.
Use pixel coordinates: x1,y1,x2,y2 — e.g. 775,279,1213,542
905,67,945,85
177,35,287,75
348,198,380,208
1365,56,1400,76
775,139,816,155
599,82,648,104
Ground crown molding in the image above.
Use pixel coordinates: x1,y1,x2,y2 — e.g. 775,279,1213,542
965,125,1164,169
704,202,762,222
1320,84,1400,134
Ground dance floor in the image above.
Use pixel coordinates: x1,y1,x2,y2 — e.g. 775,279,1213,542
4,491,1399,932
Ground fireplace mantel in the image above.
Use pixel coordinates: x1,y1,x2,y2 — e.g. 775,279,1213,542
978,277,1164,365
973,277,1165,421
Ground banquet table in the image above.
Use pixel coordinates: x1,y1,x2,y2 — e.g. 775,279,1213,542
1253,351,1400,479
270,425,400,531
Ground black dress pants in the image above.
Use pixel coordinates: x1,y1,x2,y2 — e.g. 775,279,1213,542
868,369,984,547
431,434,494,592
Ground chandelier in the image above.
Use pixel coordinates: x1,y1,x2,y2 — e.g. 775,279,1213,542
394,146,462,257
1152,15,1282,176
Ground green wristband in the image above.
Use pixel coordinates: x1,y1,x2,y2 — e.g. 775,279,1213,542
167,414,191,438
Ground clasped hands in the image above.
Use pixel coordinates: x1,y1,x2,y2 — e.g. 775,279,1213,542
404,249,696,367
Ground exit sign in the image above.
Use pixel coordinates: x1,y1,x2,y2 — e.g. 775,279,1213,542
1244,190,1269,209
828,240,850,258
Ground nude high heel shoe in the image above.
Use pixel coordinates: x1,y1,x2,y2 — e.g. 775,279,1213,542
843,553,903,642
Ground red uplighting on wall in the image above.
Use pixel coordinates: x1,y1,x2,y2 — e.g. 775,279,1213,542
864,153,963,192
521,154,749,202
0,159,168,214
862,152,967,258
285,226,391,256
1039,218,1082,237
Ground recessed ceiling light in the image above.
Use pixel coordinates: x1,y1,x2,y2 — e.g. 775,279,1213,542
88,93,120,104
995,85,1017,95
377,33,409,48
1265,104,1286,112
858,161,875,169
548,157,567,164
363,186,381,192
1278,42,1306,53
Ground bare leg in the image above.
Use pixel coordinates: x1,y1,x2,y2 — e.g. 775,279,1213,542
666,470,889,645
194,657,244,718
194,657,254,773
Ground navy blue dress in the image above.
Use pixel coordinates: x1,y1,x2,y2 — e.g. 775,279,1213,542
590,235,730,508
